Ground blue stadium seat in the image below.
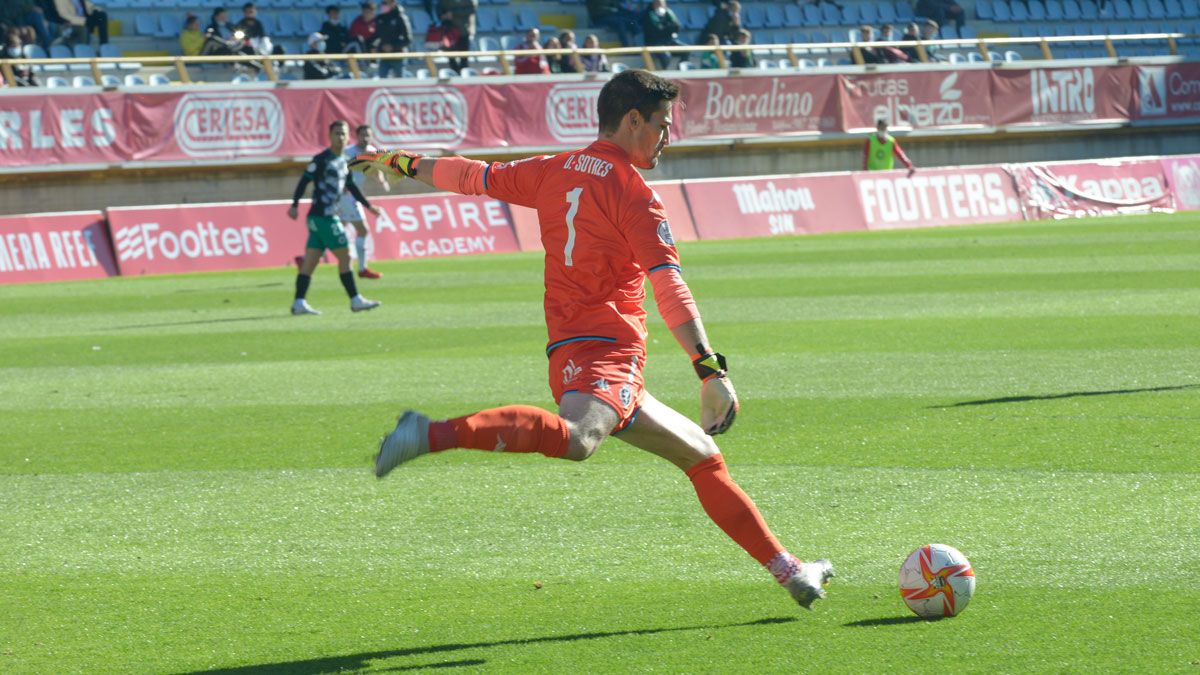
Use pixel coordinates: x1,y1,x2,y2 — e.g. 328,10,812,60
1081,0,1100,19
895,0,914,20
299,12,322,35
959,25,977,38
1029,0,1047,20
1062,0,1081,19
976,0,994,18
102,42,137,70
784,4,804,27
1131,0,1150,19
134,13,157,36
764,4,786,27
412,10,433,34
840,4,860,25
820,3,840,25
1148,0,1166,17
802,4,821,24
499,34,520,50
494,8,516,33
1011,2,1030,21
1162,0,1183,18
877,1,897,22
1046,0,1064,18
276,13,300,37
1185,1,1200,17
686,6,709,30
744,4,766,28
516,7,539,31
476,7,497,32
993,1,1012,21
1113,0,1133,19
72,74,96,87
858,3,879,23
45,75,70,88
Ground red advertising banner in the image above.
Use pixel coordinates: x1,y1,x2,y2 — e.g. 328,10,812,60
5,68,1200,171
853,165,1022,229
0,210,117,284
1161,154,1200,211
1135,63,1200,121
1006,157,1174,219
682,172,865,239
992,65,1133,126
674,74,840,139
839,69,993,130
364,193,522,259
106,193,522,276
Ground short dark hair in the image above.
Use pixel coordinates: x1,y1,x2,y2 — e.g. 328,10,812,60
327,5,339,14
356,124,371,134
329,119,349,132
597,69,680,134
876,118,888,128
243,2,255,11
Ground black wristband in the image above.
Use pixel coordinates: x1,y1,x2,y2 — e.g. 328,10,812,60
692,351,728,381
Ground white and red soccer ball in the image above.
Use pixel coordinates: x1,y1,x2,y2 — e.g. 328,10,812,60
899,544,976,618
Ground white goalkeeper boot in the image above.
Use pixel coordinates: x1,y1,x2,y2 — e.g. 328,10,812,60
351,295,381,313
783,559,835,610
375,411,431,478
291,299,321,315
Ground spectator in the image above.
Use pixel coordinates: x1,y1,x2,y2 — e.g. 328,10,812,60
436,0,477,72
915,0,964,34
424,11,460,54
556,30,584,73
854,24,884,64
643,0,685,70
50,0,109,46
920,18,942,61
2,1,49,50
374,0,413,77
900,21,920,62
698,0,740,45
180,14,205,56
513,27,549,74
322,6,358,54
587,0,639,47
863,119,915,176
877,23,908,63
303,31,341,79
699,32,722,68
208,7,235,40
728,27,754,68
579,33,609,72
544,36,564,73
4,28,38,86
235,2,279,55
349,2,378,51
203,8,248,57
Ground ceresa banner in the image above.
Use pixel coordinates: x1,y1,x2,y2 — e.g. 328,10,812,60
0,211,117,284
854,165,1022,229
683,173,864,239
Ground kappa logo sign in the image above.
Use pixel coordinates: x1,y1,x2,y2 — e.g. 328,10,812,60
114,222,268,262
173,92,284,157
368,87,468,148
546,83,602,142
847,73,965,127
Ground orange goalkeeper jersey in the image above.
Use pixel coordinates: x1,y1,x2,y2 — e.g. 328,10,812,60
485,140,681,355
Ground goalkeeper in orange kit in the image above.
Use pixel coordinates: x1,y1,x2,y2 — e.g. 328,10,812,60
354,69,834,609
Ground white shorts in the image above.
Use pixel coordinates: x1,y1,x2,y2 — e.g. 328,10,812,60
336,194,365,224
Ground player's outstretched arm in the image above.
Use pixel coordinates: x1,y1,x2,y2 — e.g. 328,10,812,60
350,151,490,196
669,318,740,436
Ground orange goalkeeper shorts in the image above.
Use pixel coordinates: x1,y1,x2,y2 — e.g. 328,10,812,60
548,340,646,433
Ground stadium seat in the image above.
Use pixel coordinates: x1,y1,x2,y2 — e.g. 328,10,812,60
686,6,709,30
149,73,171,86
784,4,804,26
841,4,861,25
976,0,994,18
45,75,70,88
415,67,432,78
1011,2,1030,21
777,58,793,69
1185,0,1200,17
1162,0,1183,18
460,66,479,77
820,3,840,24
1063,0,1082,19
1130,0,1150,18
765,4,786,27
157,13,182,39
895,0,914,20
437,67,457,78
859,3,879,23
797,57,815,68
50,44,88,71
877,1,897,22
100,74,122,87
475,36,500,62
516,7,539,30
611,62,629,72
993,1,1013,21
1148,0,1167,17
967,50,985,61
1079,0,1099,19
1029,0,1047,20
802,4,822,25
1004,49,1023,60
476,8,498,32
494,9,516,33
499,34,520,50
276,12,301,37
744,5,766,28
959,25,978,38
72,75,96,87
1113,0,1133,19
134,13,157,36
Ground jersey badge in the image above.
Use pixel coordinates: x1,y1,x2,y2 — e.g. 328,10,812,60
562,359,582,384
657,220,675,246
619,383,633,408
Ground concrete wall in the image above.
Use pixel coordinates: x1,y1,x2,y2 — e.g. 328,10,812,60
2,125,1198,216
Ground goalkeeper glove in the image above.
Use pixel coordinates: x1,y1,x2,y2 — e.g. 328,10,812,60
349,149,422,183
693,350,739,435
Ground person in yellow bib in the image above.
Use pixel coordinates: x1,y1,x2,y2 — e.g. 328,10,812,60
863,119,915,176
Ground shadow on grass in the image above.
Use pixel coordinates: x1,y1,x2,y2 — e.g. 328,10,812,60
844,616,932,627
182,617,796,675
930,384,1199,409
107,315,286,331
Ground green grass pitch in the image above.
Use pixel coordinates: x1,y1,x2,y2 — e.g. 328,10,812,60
2,213,1199,673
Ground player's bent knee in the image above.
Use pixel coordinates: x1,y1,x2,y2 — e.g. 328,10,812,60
564,423,606,461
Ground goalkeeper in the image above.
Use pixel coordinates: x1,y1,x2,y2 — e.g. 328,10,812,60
359,69,833,609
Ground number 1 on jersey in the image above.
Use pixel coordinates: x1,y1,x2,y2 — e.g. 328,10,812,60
564,187,583,266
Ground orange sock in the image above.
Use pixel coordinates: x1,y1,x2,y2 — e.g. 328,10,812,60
686,454,784,566
427,405,570,458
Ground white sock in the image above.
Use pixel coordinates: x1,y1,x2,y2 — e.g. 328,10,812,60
355,236,368,271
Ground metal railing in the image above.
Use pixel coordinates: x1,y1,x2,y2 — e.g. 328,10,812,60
1,33,1194,86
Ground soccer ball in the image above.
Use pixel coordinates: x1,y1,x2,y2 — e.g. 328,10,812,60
899,544,975,618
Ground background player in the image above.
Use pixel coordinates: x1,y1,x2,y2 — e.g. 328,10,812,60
355,70,834,610
863,119,916,176
287,120,383,316
338,124,388,280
